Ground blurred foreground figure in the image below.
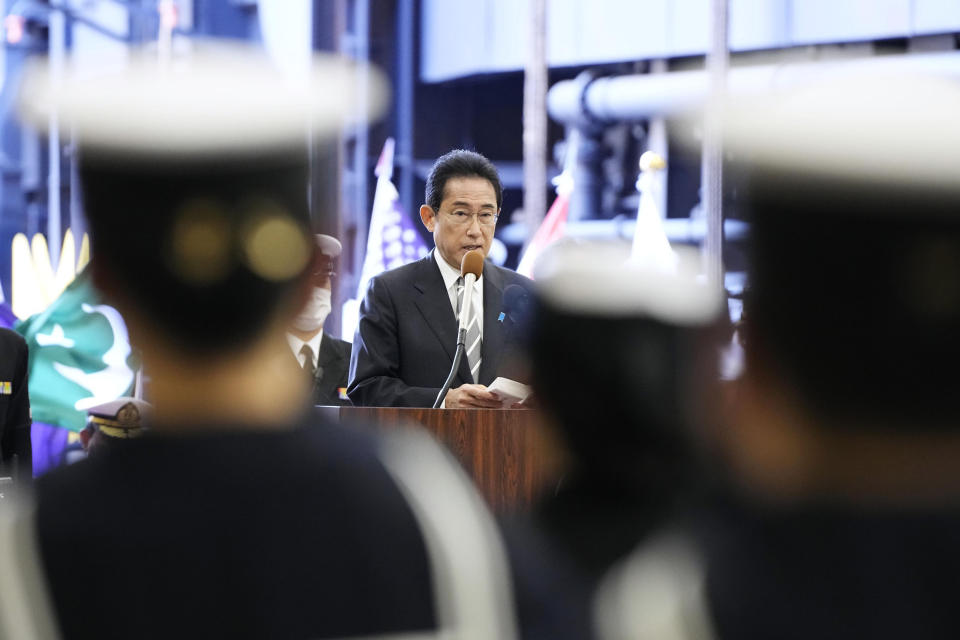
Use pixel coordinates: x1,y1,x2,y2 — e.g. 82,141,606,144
597,75,960,640
505,242,723,639
12,45,517,640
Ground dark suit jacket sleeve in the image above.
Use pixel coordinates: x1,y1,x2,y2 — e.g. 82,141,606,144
312,335,351,407
1,330,31,483
348,276,441,408
331,338,352,391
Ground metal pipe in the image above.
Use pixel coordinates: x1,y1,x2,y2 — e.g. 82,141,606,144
548,51,960,123
499,217,748,245
568,126,604,221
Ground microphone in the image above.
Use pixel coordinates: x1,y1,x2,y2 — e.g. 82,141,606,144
458,249,485,337
433,250,486,408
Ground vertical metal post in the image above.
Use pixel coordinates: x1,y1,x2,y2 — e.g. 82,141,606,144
0,0,6,253
395,0,415,223
523,0,548,242
47,5,66,270
702,0,728,286
348,0,370,241
336,0,370,337
68,128,84,250
312,0,345,235
67,6,83,254
569,124,603,221
313,0,346,335
647,59,669,219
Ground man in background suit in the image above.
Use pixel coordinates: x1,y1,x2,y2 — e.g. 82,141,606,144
287,234,351,406
349,149,532,408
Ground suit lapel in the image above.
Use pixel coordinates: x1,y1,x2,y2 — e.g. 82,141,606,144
411,252,472,385
479,262,505,386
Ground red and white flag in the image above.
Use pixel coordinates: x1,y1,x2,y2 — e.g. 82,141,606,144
516,175,572,278
516,133,580,279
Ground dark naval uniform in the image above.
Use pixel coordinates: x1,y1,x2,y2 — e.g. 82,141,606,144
310,334,351,406
0,327,31,484
36,413,438,639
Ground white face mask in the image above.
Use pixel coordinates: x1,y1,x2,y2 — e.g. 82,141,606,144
292,287,332,332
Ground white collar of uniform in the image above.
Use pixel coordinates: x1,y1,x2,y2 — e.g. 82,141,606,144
286,330,324,367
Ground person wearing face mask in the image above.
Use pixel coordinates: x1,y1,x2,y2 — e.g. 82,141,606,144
287,234,352,406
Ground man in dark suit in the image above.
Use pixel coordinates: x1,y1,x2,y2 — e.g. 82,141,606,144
348,149,533,408
287,234,351,406
0,327,30,485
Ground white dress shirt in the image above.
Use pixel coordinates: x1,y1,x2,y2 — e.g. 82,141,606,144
286,330,324,371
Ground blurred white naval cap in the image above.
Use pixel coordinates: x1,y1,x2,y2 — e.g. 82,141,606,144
16,39,389,156
533,240,724,326
315,234,342,257
712,72,960,194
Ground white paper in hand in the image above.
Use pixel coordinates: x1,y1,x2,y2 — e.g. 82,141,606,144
487,377,533,408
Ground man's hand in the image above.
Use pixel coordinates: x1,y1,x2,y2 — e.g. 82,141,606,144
444,384,503,409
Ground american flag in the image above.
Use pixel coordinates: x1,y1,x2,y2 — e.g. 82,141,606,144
341,138,429,340
356,138,429,298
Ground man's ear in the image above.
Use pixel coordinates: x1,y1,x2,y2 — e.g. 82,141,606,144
420,205,436,232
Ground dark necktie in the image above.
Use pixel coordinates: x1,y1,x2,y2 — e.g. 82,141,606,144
300,344,316,378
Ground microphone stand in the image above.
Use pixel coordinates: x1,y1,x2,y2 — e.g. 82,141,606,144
433,250,484,409
433,327,467,409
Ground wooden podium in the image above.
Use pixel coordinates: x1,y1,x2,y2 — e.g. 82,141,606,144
338,407,553,513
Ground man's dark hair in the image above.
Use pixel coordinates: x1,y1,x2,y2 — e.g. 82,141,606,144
424,149,502,212
81,149,313,356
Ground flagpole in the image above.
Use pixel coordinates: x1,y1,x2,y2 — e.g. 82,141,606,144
523,0,548,247
702,0,728,287
47,3,65,272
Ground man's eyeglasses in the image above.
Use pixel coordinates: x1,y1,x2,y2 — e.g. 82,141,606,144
442,210,499,228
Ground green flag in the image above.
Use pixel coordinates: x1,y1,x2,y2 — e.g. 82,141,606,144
15,269,136,431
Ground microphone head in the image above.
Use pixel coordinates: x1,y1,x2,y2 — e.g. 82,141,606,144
460,249,485,279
